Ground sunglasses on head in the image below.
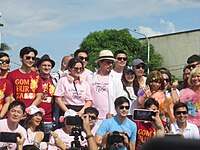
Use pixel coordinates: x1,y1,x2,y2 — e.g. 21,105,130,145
0,59,10,64
73,67,84,72
79,56,89,61
176,111,188,115
25,56,36,61
119,105,130,110
136,65,145,69
117,57,127,61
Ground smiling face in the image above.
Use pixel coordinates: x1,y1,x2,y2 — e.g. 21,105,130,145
134,63,145,77
30,113,43,128
125,71,135,84
77,52,88,68
20,52,36,69
116,102,129,118
7,105,24,124
0,56,10,71
38,61,52,76
191,73,200,87
115,53,127,68
69,62,84,79
175,107,188,124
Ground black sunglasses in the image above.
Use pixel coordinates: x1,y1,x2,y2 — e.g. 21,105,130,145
117,57,127,61
25,56,36,61
79,56,89,61
136,65,145,69
176,111,188,115
0,60,10,64
83,115,97,120
119,106,130,110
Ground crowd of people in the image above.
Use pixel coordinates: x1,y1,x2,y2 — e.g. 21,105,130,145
0,46,200,150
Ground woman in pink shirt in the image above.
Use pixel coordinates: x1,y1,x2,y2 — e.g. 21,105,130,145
54,58,92,117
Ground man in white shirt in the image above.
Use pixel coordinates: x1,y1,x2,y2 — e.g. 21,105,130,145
171,102,199,139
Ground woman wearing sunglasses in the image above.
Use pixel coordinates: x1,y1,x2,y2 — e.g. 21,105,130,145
180,67,200,133
54,57,92,122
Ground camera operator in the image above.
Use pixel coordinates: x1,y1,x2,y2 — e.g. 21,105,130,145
95,96,137,150
132,98,165,150
48,113,98,150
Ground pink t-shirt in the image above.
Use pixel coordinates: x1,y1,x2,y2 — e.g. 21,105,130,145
0,119,27,150
90,74,109,119
54,76,92,105
7,69,43,108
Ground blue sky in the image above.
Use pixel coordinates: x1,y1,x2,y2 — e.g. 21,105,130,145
0,0,200,71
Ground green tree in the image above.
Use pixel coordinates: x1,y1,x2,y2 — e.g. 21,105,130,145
80,29,163,72
0,43,11,51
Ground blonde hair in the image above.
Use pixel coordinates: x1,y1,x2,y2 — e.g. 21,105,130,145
188,67,200,85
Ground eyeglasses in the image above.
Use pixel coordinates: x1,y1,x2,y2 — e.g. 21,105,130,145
151,78,161,83
0,59,10,64
136,65,145,69
103,60,114,65
189,64,199,70
176,111,188,115
25,56,36,61
83,115,97,120
73,67,84,72
119,106,130,110
163,78,169,82
117,57,127,61
79,56,89,61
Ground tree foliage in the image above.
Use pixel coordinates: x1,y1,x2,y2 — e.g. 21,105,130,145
80,29,164,72
0,43,11,51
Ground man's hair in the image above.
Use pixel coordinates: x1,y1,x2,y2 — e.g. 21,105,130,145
19,46,38,57
8,100,26,114
187,54,200,64
114,96,130,108
84,107,99,117
114,50,127,58
0,52,9,59
74,49,89,57
173,102,188,116
144,98,159,109
67,57,83,69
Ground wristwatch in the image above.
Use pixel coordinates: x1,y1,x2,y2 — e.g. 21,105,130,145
85,134,94,140
33,141,40,148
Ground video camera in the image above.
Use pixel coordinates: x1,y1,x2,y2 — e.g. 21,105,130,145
107,131,124,146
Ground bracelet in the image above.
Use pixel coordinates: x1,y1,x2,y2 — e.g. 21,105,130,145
85,134,93,140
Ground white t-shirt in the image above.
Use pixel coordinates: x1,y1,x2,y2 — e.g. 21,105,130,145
171,121,200,139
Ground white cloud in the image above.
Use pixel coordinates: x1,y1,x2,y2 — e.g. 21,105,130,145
138,26,163,37
160,18,175,33
0,0,199,37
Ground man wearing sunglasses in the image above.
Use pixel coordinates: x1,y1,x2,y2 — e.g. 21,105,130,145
95,96,137,150
132,59,147,89
171,102,199,139
111,50,127,80
7,46,43,108
187,54,200,69
74,49,93,81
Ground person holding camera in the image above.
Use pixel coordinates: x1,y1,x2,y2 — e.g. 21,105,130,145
95,96,137,150
132,98,165,150
0,101,27,150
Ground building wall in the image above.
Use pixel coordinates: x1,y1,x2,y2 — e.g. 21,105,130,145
148,29,200,79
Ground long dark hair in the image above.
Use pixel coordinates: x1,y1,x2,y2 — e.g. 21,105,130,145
23,113,44,131
121,67,139,100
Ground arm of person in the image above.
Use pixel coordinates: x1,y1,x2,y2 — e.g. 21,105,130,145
17,133,25,150
77,100,92,115
55,96,68,112
82,114,98,150
51,131,66,150
0,95,12,118
32,93,43,106
151,111,165,137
